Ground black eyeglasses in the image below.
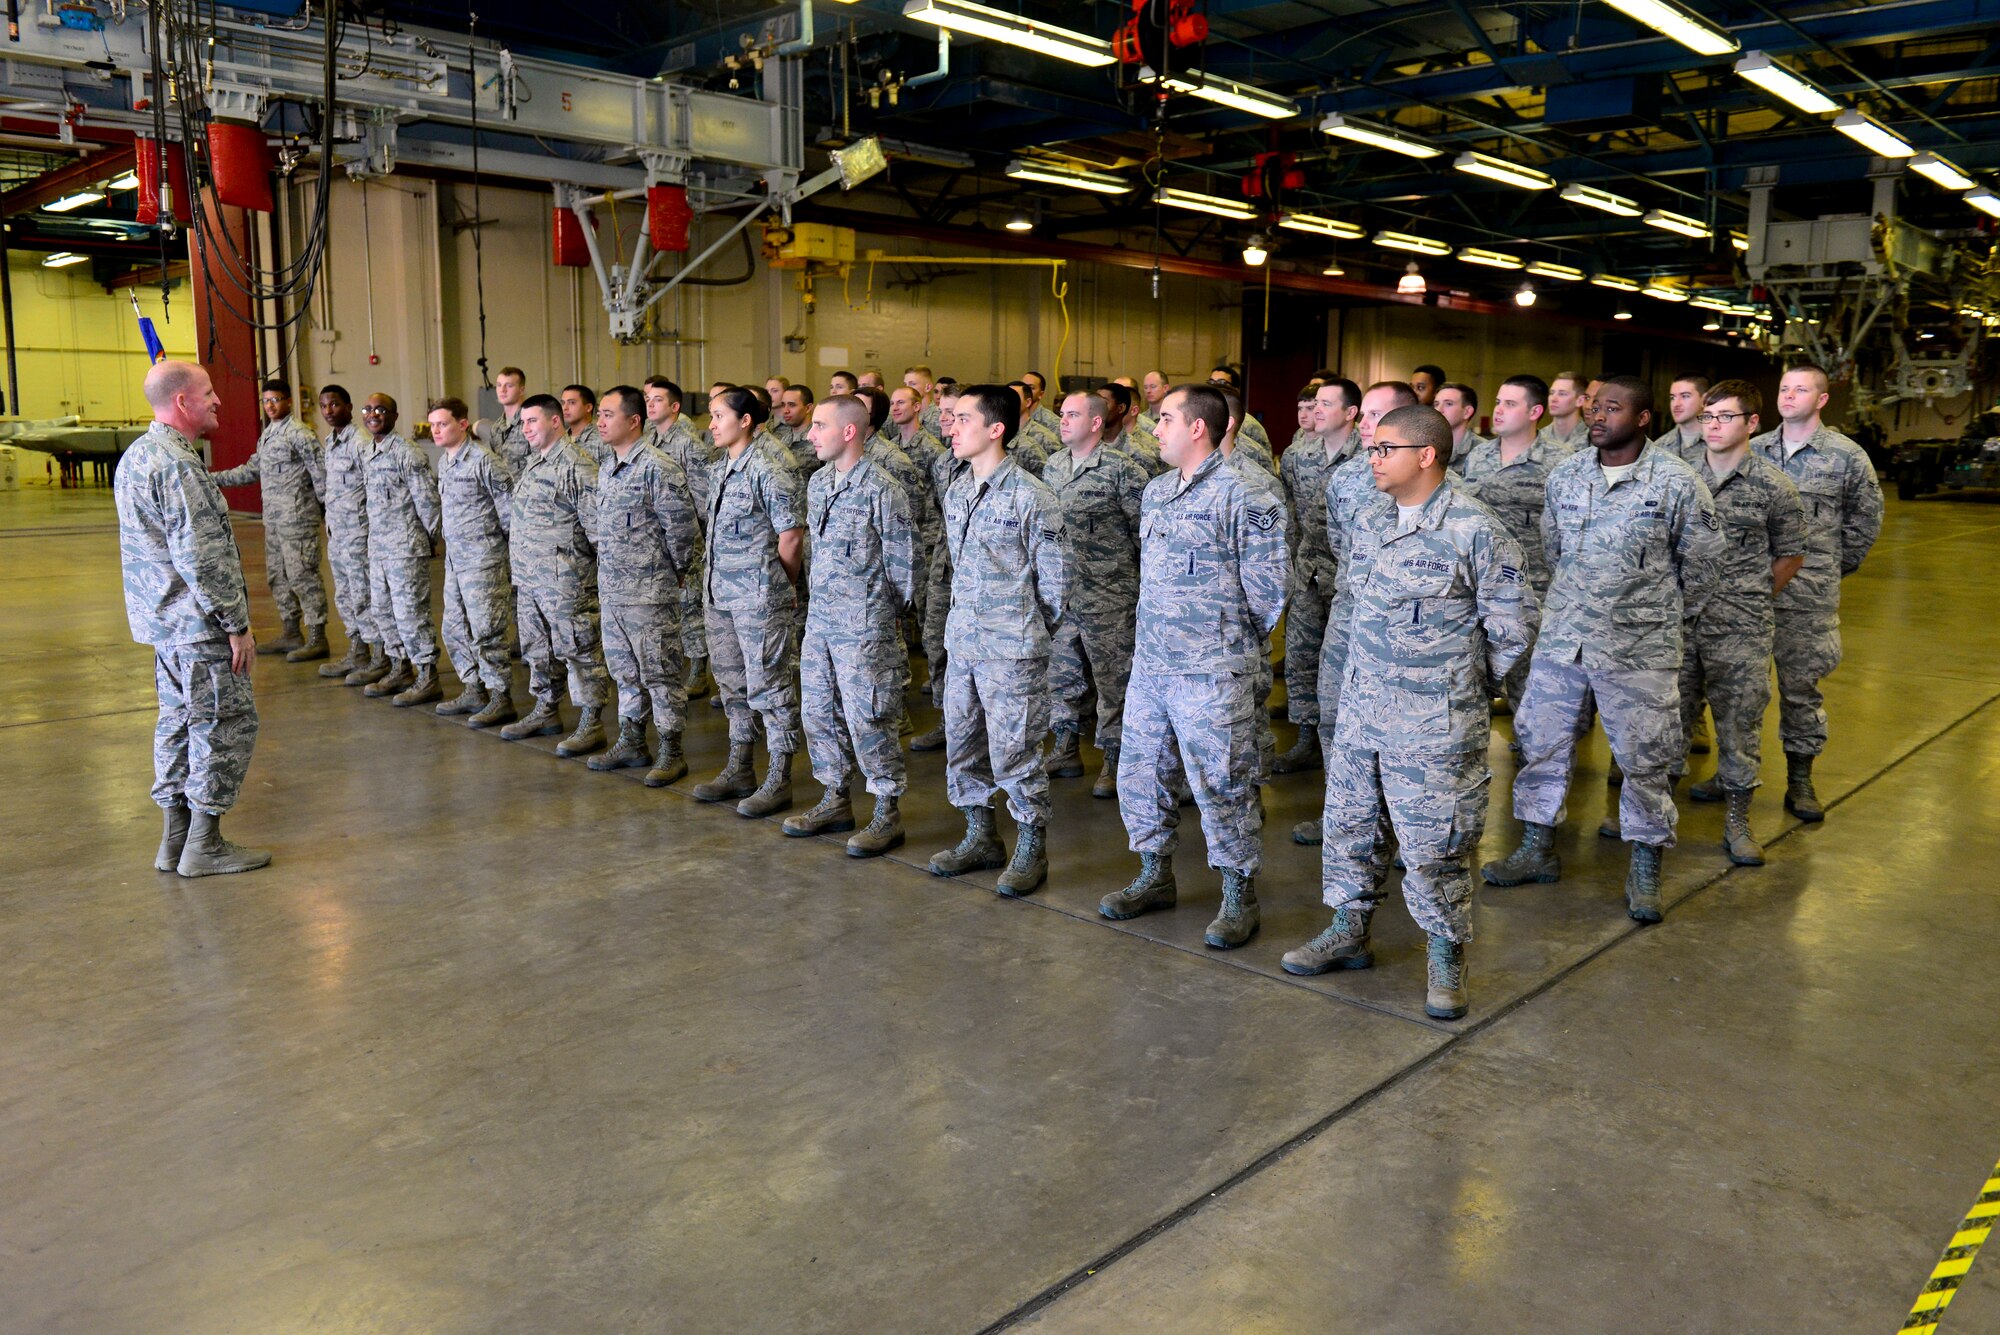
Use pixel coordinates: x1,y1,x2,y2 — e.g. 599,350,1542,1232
1697,411,1748,425
1365,444,1430,459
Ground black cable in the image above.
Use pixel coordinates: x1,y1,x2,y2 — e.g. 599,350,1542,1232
468,4,489,388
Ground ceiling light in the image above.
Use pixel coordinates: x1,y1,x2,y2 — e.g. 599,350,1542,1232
1143,66,1298,120
1590,273,1641,291
1514,283,1537,308
1643,207,1712,239
1457,247,1525,269
1004,160,1130,194
1155,186,1257,220
1730,230,1749,251
1644,283,1689,302
902,0,1114,67
1614,304,1633,320
1702,314,1723,331
1965,187,2000,218
106,172,139,192
1396,262,1426,295
1278,213,1365,240
1733,51,1837,115
1321,261,1345,276
1910,153,1977,192
45,191,104,213
1688,296,1733,312
1601,0,1739,57
1004,209,1033,232
1559,182,1643,218
1525,260,1586,281
1319,113,1441,159
41,251,86,267
1833,109,1915,158
1753,309,1773,322
1373,229,1450,255
1242,233,1270,266
1453,151,1555,191
1728,303,1759,316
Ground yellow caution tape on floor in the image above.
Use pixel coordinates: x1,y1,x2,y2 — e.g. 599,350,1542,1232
1900,1165,2000,1333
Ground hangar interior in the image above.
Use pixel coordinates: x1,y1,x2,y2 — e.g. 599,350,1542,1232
6,0,2000,1330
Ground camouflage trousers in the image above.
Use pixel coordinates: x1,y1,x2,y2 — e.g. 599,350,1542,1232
152,639,258,816
1313,595,1356,746
441,560,512,694
264,522,328,629
1252,636,1276,784
1677,633,1773,791
1323,745,1489,942
1048,607,1134,749
921,549,951,671
943,654,1050,826
1773,605,1841,756
603,600,687,736
707,599,802,754
1514,657,1681,848
802,634,909,797
368,555,438,664
680,569,707,663
519,584,609,709
1283,577,1330,727
325,521,372,647
1117,668,1263,875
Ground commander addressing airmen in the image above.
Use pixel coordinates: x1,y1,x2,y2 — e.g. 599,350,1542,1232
20,1,1998,1328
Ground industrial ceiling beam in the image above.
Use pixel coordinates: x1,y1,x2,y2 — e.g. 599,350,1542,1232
0,145,134,217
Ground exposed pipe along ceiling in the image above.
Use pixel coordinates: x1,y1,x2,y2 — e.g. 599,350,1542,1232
0,0,1992,419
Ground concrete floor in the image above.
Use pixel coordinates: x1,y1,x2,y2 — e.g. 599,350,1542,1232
3,479,1998,1333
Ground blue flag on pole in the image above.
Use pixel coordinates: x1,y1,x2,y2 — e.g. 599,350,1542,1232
130,293,165,363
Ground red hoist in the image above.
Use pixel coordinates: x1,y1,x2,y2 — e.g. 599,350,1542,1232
1113,0,1208,70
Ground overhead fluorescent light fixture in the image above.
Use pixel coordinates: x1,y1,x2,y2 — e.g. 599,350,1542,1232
1560,182,1643,218
1644,283,1690,302
1397,262,1426,295
1242,234,1269,266
1910,153,1976,192
1515,283,1537,308
1590,273,1641,291
1278,213,1365,240
106,172,140,192
1614,304,1634,320
1524,260,1586,281
1643,207,1712,239
1457,246,1525,269
1966,187,2000,218
902,0,1114,67
1373,229,1451,255
1833,109,1915,158
1155,186,1257,220
1319,113,1440,159
1733,51,1837,115
1729,230,1749,251
1142,66,1297,120
1005,160,1131,194
1004,209,1033,232
1602,0,1740,57
1453,151,1555,191
45,190,104,213
1687,296,1733,312
1321,261,1345,276
41,251,86,267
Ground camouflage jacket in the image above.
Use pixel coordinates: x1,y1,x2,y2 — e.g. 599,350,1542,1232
1446,430,1492,470
1537,445,1723,671
115,422,251,645
570,424,610,468
1229,430,1278,478
1537,418,1589,452
764,424,818,478
1134,448,1289,678
806,455,918,643
363,433,441,561
1336,480,1537,752
211,416,325,534
509,439,600,600
942,454,1068,660
596,440,699,606
322,424,371,540
1239,413,1271,454
1280,428,1357,595
489,409,533,474
1041,443,1148,621
438,442,515,573
1109,425,1167,477
1651,423,1706,466
866,431,940,554
1456,436,1568,594
648,419,716,518
1326,449,1393,608
1752,424,1884,615
1690,452,1806,645
705,437,806,613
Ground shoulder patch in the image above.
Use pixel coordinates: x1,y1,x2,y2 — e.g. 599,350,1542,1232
1699,509,1719,531
1247,505,1281,531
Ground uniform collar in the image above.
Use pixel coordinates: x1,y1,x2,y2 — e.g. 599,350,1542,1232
1168,448,1227,498
1383,478,1453,541
149,421,200,457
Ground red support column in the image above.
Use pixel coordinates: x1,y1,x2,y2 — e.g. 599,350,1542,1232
189,189,263,512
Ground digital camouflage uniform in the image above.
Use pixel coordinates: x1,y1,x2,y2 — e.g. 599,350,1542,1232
1239,414,1271,455
923,450,966,676
321,422,374,649
1538,417,1589,452
705,436,807,753
1457,435,1571,707
1118,450,1289,873
1279,429,1355,732
489,409,533,475
802,456,919,797
1513,446,1723,847
438,441,516,696
363,434,442,666
1109,425,1168,478
1228,429,1278,479
1652,423,1706,466
1224,447,1288,779
1752,424,1884,756
650,418,715,664
1010,427,1053,478
509,439,610,709
570,423,609,468
1677,453,1806,790
1314,449,1396,735
116,423,257,815
1042,443,1148,751
1324,482,1537,940
894,424,951,663
211,416,326,630
596,440,701,737
942,455,1069,825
